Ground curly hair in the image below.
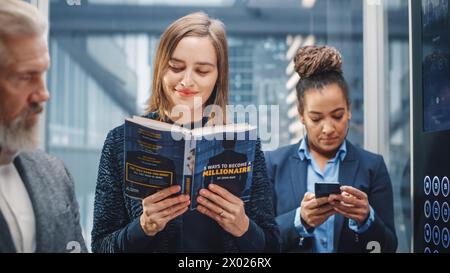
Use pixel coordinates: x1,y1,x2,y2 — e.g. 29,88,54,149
294,45,342,78
293,45,349,114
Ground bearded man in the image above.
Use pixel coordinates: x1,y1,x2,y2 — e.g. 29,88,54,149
0,0,86,253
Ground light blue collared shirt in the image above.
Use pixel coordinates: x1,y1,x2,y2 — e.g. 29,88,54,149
294,137,374,253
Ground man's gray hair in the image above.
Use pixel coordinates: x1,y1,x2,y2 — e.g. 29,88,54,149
0,0,48,68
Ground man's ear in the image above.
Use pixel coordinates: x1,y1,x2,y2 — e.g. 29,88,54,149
348,110,352,121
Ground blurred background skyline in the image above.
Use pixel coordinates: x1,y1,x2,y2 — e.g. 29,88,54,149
36,0,411,252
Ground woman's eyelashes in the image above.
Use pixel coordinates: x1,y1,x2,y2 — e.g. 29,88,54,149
169,65,183,73
309,115,344,123
168,65,211,76
196,69,210,76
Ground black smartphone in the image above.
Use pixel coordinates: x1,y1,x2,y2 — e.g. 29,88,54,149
314,182,341,198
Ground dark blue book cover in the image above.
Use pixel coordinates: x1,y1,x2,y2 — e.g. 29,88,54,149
123,116,257,210
124,118,186,199
188,130,256,210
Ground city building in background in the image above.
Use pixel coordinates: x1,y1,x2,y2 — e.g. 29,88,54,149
36,0,411,252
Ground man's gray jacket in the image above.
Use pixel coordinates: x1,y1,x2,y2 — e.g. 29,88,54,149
0,150,87,253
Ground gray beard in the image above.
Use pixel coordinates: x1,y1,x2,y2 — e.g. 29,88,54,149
0,111,40,152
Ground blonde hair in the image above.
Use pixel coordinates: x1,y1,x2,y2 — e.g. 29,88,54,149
0,0,48,68
147,12,229,124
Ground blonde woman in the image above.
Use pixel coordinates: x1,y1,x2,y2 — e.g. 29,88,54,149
92,12,280,253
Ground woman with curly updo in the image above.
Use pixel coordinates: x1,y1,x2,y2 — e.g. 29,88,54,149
265,45,397,252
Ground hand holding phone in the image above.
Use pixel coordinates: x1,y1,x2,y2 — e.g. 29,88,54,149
300,192,335,228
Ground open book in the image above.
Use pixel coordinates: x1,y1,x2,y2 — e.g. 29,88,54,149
123,116,257,210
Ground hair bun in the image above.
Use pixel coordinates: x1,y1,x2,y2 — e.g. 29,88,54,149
294,45,343,78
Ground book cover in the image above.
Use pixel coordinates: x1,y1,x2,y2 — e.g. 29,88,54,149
124,118,186,199
123,116,257,210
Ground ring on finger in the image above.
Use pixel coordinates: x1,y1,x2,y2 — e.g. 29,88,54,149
149,222,157,230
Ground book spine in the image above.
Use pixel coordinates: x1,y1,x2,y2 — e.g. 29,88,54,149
182,133,196,197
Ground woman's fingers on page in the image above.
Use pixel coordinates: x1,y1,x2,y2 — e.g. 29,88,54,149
198,189,245,221
197,205,220,221
196,195,223,215
164,205,189,222
198,201,249,237
145,185,181,204
198,188,234,212
207,184,240,203
158,200,190,218
155,194,189,212
197,205,222,222
146,202,189,233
